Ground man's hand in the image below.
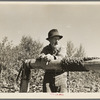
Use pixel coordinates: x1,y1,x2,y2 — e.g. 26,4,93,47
44,54,54,62
38,53,46,60
39,53,54,62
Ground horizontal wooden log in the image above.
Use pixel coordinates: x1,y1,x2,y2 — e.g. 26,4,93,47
26,59,62,70
25,58,100,71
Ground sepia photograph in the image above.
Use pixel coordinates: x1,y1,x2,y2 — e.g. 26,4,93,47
0,1,100,99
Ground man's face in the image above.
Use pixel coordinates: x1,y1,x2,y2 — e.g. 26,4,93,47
49,36,60,48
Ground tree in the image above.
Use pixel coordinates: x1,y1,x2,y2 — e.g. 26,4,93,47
66,41,86,57
17,35,43,60
74,44,86,57
66,41,76,57
0,37,13,67
0,37,15,92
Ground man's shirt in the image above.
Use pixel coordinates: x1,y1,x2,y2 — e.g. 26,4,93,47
41,44,66,60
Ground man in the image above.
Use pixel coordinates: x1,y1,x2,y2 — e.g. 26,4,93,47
40,29,67,92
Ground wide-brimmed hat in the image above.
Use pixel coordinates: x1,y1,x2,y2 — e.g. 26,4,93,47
46,29,63,40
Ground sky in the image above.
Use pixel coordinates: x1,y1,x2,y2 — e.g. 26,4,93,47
0,2,100,57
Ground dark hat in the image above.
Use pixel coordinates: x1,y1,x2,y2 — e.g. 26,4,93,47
46,29,63,40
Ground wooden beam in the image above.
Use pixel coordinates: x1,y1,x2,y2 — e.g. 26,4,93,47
25,58,100,71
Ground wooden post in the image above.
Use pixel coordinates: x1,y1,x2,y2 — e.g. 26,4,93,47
19,61,31,92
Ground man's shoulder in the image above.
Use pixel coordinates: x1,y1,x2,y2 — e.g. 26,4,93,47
41,44,51,53
42,45,50,52
43,45,50,50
